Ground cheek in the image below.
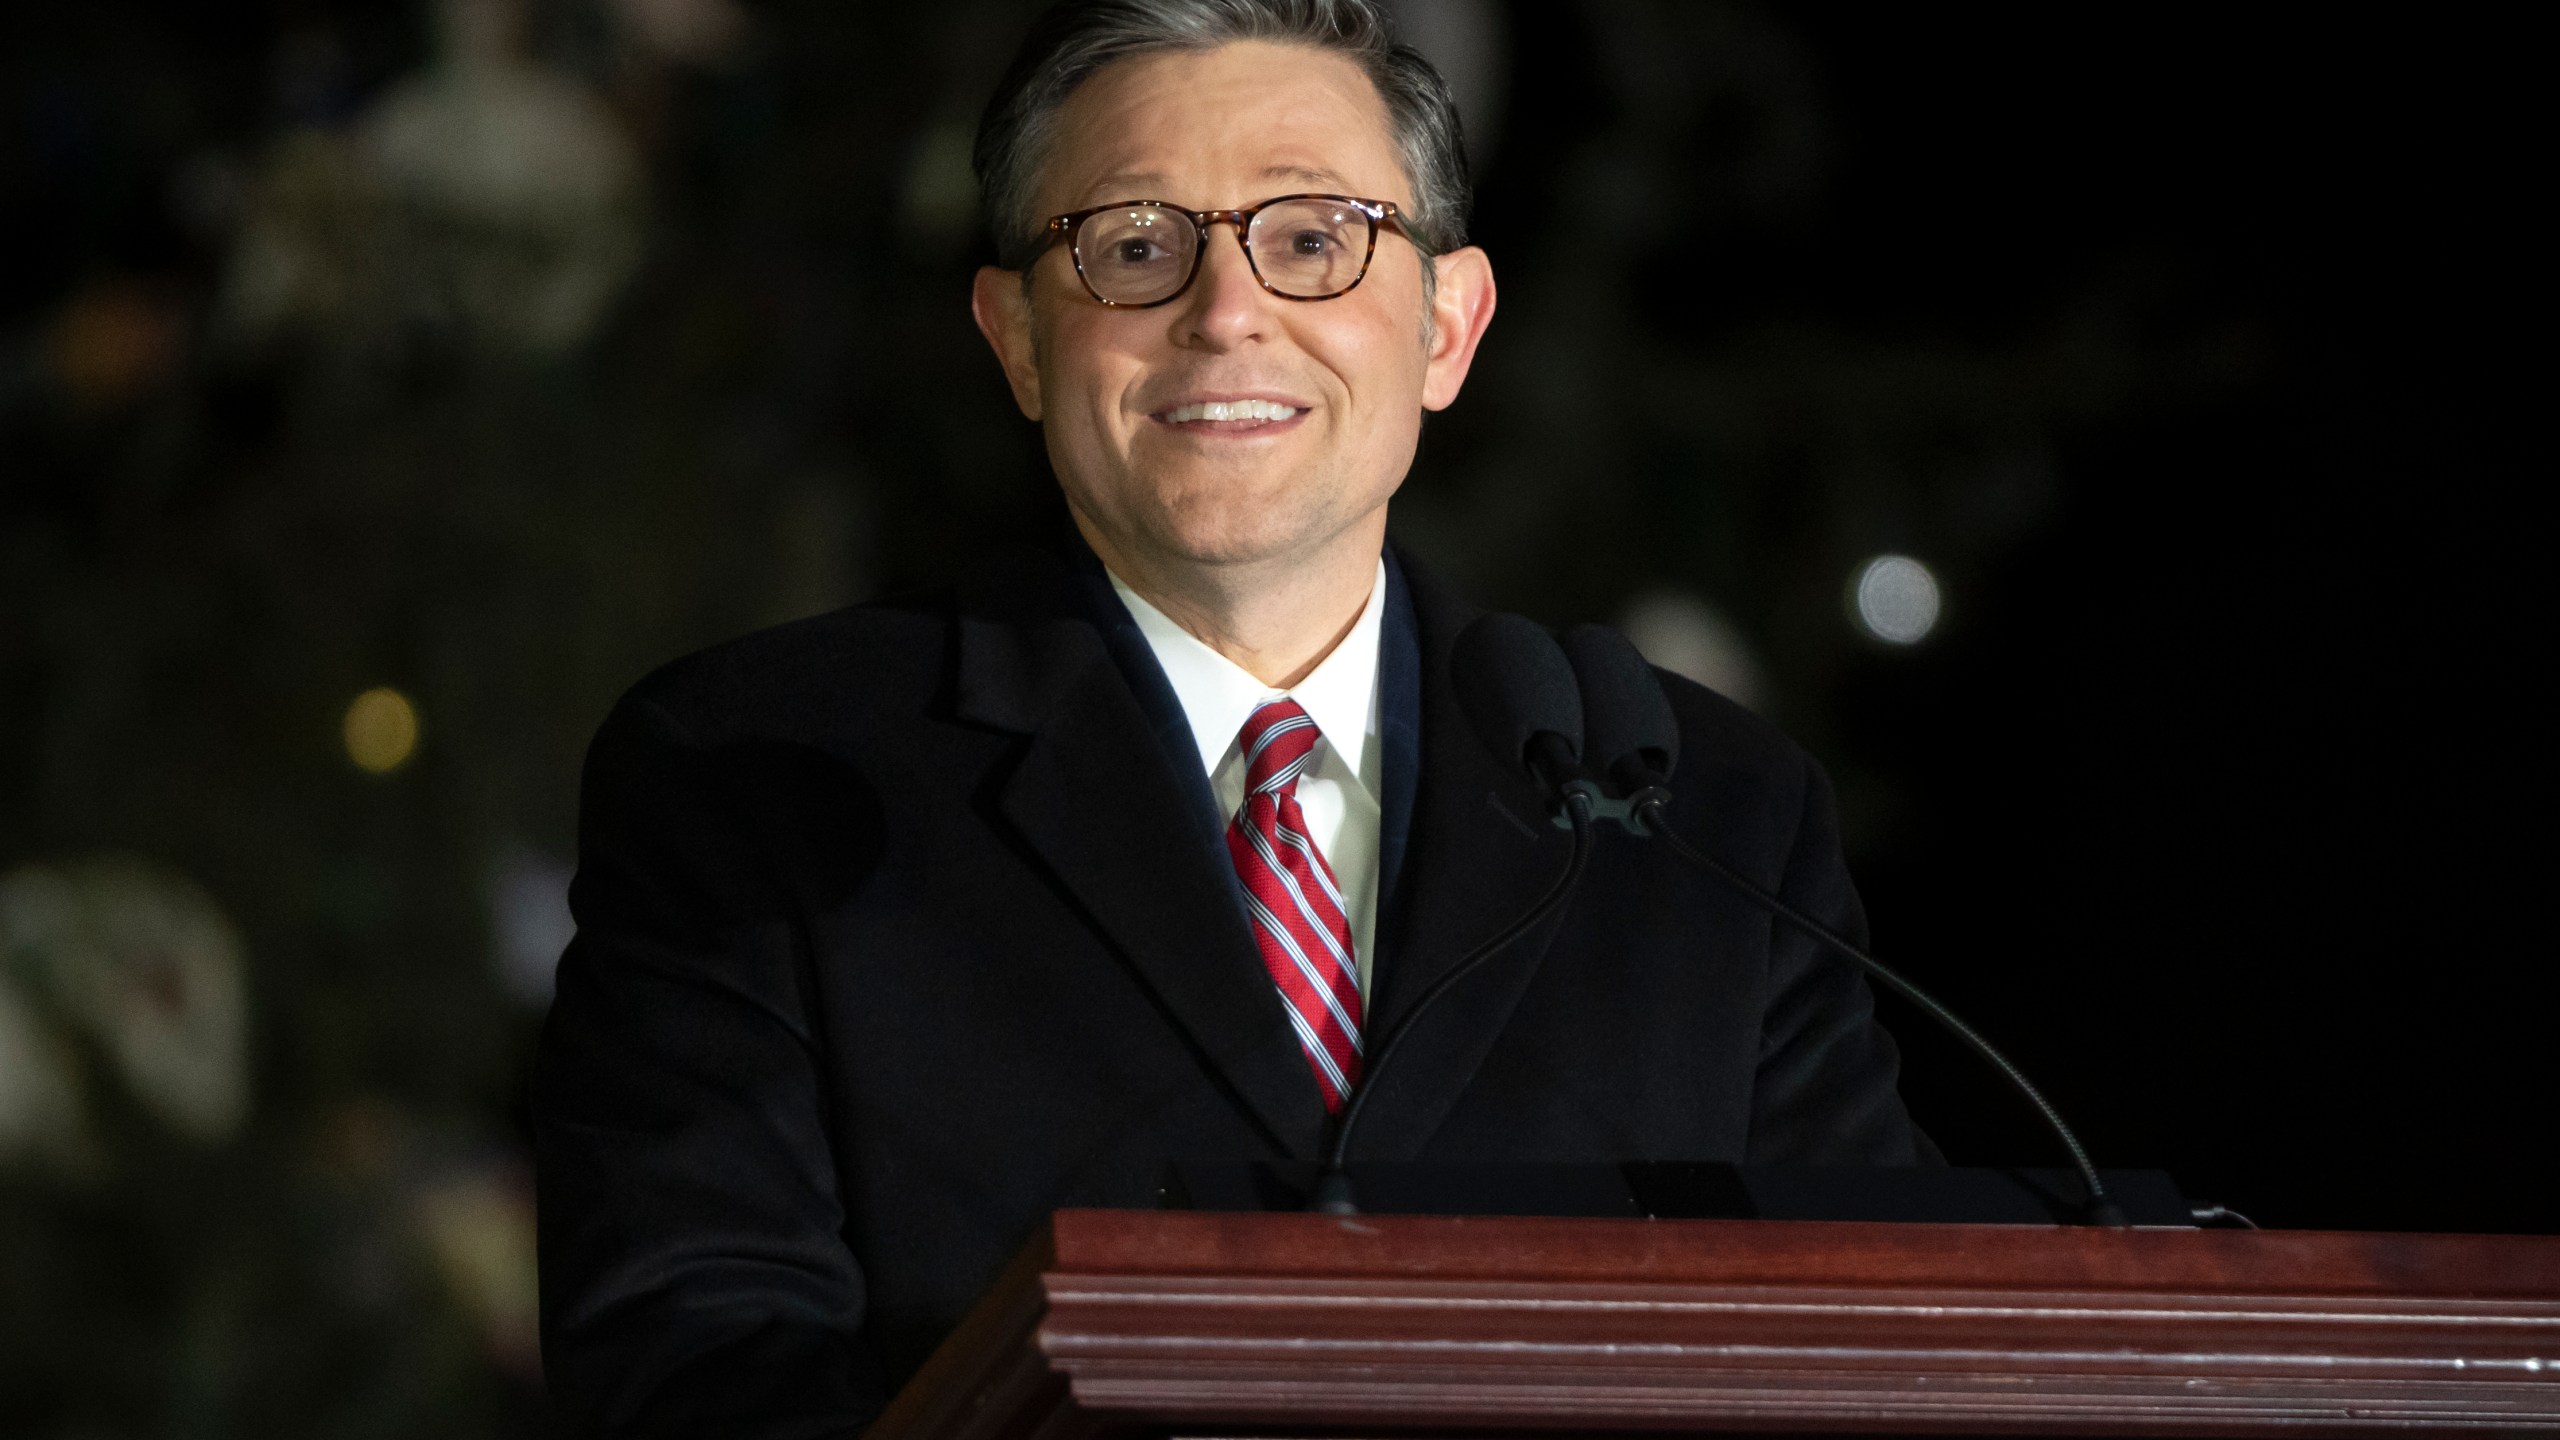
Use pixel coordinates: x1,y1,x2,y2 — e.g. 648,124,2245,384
1317,310,1430,440
1036,318,1137,440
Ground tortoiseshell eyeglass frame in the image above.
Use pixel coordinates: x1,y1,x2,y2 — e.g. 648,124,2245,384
1034,193,1410,308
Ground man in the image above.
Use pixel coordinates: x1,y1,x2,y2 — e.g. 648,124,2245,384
532,2,1927,1434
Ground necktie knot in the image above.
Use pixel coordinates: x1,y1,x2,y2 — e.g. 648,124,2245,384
1238,698,1321,797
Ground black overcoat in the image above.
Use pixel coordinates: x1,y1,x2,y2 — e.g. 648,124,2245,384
532,541,1926,1437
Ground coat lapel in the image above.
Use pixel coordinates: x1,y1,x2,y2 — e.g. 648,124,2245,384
951,553,1329,1158
1355,549,1583,1159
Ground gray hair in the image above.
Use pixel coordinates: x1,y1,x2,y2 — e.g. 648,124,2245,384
972,0,1472,271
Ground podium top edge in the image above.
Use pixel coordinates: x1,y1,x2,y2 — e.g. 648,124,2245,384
1043,1208,2560,1299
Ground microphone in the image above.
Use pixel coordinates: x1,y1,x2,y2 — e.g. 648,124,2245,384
1453,613,1586,793
1558,623,2130,1228
1308,614,1597,1215
1559,624,1678,794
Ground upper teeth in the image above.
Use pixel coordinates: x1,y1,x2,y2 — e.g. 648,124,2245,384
1162,400,1299,424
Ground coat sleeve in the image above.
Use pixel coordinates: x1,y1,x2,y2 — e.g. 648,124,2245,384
1744,754,1939,1165
532,694,885,1438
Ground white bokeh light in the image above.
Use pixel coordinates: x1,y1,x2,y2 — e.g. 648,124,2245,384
1618,591,1770,713
1851,555,1942,645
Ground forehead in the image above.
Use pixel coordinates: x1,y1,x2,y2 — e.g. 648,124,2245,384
1038,40,1409,213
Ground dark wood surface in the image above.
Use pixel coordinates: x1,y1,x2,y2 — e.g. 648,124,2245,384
865,1209,2560,1438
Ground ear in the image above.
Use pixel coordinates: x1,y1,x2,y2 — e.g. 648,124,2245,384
971,265,1043,421
1420,245,1497,412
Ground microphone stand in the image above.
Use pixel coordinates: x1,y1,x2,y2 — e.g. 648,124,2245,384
1630,790,2128,1228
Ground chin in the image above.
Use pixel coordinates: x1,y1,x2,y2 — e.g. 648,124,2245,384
1071,453,1392,575
1153,519,1310,569
1146,497,1345,571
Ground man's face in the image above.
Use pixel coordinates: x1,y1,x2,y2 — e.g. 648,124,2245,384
973,41,1495,579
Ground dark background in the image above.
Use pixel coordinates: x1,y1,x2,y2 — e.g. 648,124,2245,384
1,0,2544,1433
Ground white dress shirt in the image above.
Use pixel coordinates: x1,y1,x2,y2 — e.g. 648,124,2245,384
1109,561,1387,997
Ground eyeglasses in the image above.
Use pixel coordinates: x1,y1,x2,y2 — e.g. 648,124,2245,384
1037,193,1410,308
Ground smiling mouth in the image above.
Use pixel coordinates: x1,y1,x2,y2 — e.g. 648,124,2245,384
1152,398,1306,430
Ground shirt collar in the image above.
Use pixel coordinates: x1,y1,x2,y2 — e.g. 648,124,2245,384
1110,560,1386,797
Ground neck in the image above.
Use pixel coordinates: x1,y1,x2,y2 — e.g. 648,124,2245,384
1080,514,1381,690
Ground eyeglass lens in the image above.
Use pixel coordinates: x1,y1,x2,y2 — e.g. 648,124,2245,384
1075,199,1373,305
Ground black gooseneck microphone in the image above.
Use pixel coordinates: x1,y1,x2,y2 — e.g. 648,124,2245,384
1555,622,2131,1228
1307,614,1597,1215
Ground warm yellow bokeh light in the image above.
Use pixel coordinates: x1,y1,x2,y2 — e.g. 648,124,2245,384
343,687,420,774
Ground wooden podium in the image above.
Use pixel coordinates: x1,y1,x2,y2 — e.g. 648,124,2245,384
866,1209,2560,1438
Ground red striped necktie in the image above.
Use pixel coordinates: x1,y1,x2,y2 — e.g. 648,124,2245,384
1224,699,1365,1112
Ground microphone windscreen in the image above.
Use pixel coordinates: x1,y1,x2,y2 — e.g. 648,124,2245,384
1560,623,1680,785
1452,613,1584,778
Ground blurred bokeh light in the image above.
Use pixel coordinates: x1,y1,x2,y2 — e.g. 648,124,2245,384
1850,554,1940,646
1620,591,1770,712
343,687,422,774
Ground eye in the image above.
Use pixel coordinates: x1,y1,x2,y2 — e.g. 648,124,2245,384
1288,230,1332,257
1112,238,1163,264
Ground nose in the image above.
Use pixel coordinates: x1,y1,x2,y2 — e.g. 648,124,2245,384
1172,215,1273,351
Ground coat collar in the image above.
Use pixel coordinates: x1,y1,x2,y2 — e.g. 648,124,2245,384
951,544,1328,1157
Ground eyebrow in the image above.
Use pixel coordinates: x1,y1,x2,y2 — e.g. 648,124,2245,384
1071,164,1361,208
1261,164,1354,191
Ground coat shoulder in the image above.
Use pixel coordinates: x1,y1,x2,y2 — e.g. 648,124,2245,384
1659,671,1813,785
1652,669,1830,864
614,592,955,748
